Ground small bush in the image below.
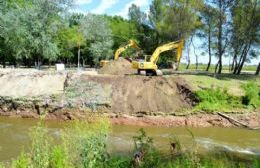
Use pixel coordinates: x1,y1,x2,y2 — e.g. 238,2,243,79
11,152,30,168
195,87,242,112
30,122,52,168
0,163,5,168
61,119,110,168
49,146,67,168
241,82,260,108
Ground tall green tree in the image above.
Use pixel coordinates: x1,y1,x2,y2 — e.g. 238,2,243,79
105,15,138,50
199,4,218,71
149,0,203,42
129,4,157,54
230,0,259,75
55,26,85,64
209,0,233,74
80,14,113,66
0,0,72,68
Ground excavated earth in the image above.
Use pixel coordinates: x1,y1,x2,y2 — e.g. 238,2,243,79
98,58,136,75
0,69,259,128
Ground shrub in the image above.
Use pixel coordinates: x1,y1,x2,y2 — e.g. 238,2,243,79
241,82,260,108
49,146,68,168
29,122,52,168
195,87,242,112
11,152,30,168
61,119,110,168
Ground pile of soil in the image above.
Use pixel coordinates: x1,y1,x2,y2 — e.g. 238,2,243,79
98,58,136,75
81,75,195,114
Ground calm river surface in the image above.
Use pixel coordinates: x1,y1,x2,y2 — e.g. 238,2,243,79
0,117,260,162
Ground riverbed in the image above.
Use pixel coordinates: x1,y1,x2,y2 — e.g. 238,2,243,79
0,117,260,162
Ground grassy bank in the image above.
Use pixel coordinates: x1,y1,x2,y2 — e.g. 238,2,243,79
0,119,259,168
194,82,260,112
176,73,260,113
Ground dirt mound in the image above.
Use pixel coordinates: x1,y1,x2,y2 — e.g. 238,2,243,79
80,75,194,114
98,58,136,75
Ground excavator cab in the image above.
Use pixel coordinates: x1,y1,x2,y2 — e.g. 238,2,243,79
132,39,184,76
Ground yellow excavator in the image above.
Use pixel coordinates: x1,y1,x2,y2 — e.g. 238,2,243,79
100,40,140,67
132,39,184,76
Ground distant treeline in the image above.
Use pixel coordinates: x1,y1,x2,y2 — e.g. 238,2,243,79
0,0,259,75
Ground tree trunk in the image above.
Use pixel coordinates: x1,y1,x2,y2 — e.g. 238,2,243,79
215,61,219,74
2,57,6,68
186,47,190,69
82,57,85,68
186,38,192,70
236,45,251,75
217,0,223,74
206,31,211,71
256,63,260,76
77,45,80,71
218,55,222,74
231,53,237,72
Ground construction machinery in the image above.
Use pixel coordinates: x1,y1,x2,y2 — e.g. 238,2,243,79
100,40,140,67
132,39,184,76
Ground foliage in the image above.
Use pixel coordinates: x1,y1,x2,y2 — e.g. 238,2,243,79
55,26,85,61
241,82,260,108
230,0,260,75
195,87,242,112
80,14,114,65
0,0,72,67
30,122,52,168
11,152,30,168
61,119,110,168
105,16,138,50
49,146,67,168
1,122,260,168
150,0,203,41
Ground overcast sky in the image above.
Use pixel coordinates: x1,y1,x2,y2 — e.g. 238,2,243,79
73,0,258,65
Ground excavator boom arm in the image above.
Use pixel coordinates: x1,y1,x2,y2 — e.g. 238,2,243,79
150,40,184,64
114,40,140,60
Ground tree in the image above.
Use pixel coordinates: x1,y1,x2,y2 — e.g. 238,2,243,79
230,0,259,75
256,63,260,76
129,4,157,54
148,0,203,68
0,0,72,68
199,4,218,71
80,14,113,66
55,26,85,65
105,15,138,51
209,0,233,74
149,0,203,42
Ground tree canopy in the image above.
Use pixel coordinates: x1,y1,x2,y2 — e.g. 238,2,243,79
0,0,259,74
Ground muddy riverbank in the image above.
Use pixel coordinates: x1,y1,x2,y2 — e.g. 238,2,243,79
0,70,259,128
0,109,259,128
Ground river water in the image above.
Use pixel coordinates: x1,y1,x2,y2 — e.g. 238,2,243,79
0,117,260,162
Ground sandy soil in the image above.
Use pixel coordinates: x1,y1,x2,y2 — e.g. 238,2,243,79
80,75,195,114
98,58,136,75
0,70,66,98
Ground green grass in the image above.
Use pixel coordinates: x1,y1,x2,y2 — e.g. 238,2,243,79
194,81,260,112
1,120,259,168
241,82,260,108
194,88,243,112
178,64,258,72
179,74,259,96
